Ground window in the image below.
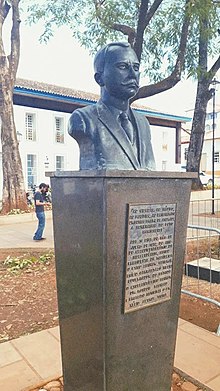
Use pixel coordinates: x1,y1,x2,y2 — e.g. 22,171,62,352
25,113,36,141
184,148,188,160
214,152,220,163
55,117,64,143
56,156,64,171
206,123,216,130
27,154,37,187
206,112,217,120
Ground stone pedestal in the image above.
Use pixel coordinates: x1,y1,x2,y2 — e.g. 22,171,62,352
50,170,193,391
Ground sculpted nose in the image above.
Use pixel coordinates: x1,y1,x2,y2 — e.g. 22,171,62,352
129,65,139,80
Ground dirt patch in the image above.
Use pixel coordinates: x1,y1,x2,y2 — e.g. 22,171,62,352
180,237,220,332
185,236,220,263
0,248,58,342
180,290,220,332
0,247,216,391
0,243,219,343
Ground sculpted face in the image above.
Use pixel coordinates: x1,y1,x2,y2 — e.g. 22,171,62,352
98,45,140,100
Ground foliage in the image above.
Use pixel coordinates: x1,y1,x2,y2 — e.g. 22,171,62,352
3,251,54,273
26,0,134,47
25,0,220,83
142,0,220,81
206,182,220,190
24,0,220,179
7,208,28,215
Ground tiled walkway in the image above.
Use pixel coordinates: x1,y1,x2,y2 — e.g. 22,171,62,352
176,319,220,390
0,211,53,248
0,327,61,391
0,320,219,391
0,209,220,390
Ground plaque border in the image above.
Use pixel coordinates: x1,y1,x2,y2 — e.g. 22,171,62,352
123,202,177,314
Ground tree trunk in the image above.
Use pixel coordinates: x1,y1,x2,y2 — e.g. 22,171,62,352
0,77,27,213
186,80,210,189
0,0,27,214
186,13,210,190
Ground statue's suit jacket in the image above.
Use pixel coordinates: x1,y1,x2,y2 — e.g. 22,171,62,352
68,100,156,170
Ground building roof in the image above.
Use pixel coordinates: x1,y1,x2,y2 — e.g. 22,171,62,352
15,78,98,103
14,78,191,126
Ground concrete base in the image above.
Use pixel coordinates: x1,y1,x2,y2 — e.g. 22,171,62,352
185,257,220,283
50,170,192,391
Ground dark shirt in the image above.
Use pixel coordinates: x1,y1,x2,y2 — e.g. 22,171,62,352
34,191,44,213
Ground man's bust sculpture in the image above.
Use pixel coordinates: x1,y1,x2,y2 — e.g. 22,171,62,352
68,42,156,170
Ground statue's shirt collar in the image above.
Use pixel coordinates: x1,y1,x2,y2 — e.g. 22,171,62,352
107,104,131,122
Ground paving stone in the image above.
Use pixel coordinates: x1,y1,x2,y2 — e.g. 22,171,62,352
0,360,40,391
181,381,198,391
12,329,62,379
206,373,220,390
44,380,61,390
179,321,220,349
0,341,22,367
48,327,60,341
175,328,220,383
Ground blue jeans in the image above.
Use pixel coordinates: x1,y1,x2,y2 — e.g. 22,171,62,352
33,212,45,240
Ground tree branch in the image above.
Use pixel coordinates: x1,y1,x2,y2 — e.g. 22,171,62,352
93,0,136,45
112,23,136,46
134,0,164,60
0,1,11,70
133,0,150,59
144,0,164,27
3,1,10,19
208,55,220,79
132,0,191,100
9,0,21,81
93,0,107,8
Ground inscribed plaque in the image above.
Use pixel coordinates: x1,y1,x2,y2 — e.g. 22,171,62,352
124,203,176,313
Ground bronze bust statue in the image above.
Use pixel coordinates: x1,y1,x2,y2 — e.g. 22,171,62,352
68,42,156,170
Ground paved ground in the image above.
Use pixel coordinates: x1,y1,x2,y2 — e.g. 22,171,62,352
1,199,220,390
0,190,220,249
0,320,220,391
0,211,54,248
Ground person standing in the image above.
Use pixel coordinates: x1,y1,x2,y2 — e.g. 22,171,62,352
33,183,49,241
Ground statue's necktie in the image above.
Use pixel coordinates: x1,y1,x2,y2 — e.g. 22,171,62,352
119,112,134,145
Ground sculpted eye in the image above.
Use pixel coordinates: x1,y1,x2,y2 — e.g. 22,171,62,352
133,64,140,71
117,63,128,70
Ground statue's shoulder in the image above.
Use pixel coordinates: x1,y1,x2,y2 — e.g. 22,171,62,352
72,103,98,119
131,108,150,125
68,103,99,137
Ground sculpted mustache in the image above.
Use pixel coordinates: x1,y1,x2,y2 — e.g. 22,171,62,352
121,81,139,87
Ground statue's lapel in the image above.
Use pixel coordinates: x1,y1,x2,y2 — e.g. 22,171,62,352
132,110,146,168
97,102,140,169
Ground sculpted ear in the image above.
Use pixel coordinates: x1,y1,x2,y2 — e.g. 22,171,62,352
94,72,104,87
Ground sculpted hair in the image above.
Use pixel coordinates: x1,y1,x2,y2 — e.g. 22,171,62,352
94,42,131,74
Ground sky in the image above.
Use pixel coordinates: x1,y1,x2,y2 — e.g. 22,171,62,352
5,18,219,118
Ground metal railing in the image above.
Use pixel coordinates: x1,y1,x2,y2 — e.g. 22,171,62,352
189,198,220,229
183,224,220,335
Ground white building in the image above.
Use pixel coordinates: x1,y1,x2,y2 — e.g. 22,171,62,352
181,103,220,174
0,78,191,194
13,105,79,188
